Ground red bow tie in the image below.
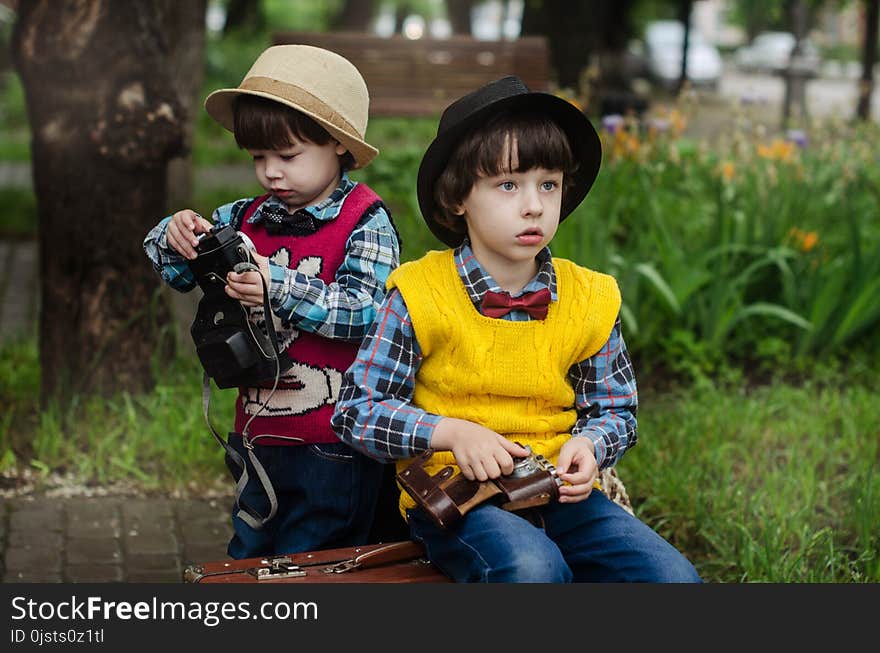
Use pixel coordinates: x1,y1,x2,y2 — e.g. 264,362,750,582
481,288,552,320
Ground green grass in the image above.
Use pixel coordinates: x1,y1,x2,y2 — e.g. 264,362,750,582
1,345,235,491
628,376,879,582
1,337,876,582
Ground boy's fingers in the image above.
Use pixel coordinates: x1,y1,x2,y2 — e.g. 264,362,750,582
500,438,529,458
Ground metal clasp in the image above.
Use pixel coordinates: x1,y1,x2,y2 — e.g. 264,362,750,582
247,556,307,580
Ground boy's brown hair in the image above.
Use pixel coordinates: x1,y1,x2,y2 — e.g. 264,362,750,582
432,110,578,239
233,95,356,171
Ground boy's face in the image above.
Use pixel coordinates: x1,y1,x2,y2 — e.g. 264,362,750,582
455,142,563,269
248,133,348,212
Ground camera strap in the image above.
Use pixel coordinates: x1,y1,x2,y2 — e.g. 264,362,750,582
201,268,286,530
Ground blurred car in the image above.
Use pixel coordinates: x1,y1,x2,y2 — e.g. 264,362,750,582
643,20,723,90
734,31,821,75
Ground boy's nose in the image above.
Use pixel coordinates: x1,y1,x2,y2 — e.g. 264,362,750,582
521,189,543,217
264,158,283,178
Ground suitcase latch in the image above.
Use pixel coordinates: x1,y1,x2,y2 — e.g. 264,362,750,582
248,556,307,580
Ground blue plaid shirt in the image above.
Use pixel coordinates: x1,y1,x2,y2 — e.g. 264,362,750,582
332,241,638,469
143,174,400,342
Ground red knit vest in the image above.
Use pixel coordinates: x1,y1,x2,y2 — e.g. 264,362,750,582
234,183,383,445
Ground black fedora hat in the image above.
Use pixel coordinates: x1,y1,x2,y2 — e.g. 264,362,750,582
416,75,602,248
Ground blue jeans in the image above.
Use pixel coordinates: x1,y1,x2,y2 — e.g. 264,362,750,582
225,434,384,559
408,490,702,583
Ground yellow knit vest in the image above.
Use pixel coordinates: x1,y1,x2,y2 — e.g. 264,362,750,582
387,249,622,516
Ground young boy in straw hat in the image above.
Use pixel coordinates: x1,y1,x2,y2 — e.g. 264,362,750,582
333,76,701,582
144,45,399,559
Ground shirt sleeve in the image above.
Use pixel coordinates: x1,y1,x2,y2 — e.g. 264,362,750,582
142,203,237,292
267,204,400,342
568,318,639,469
331,288,442,463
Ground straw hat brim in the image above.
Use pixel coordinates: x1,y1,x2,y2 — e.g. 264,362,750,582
205,87,378,170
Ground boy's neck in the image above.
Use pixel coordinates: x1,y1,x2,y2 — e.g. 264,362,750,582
468,243,539,295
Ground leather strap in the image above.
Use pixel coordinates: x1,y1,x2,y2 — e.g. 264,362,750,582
397,448,561,529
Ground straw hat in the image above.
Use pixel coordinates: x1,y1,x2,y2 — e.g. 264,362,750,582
205,44,378,169
416,75,602,247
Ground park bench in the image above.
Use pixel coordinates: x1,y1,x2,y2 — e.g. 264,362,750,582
272,31,551,117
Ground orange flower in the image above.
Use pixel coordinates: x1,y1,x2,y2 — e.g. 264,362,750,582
801,231,819,252
757,139,795,162
720,161,736,181
788,227,820,252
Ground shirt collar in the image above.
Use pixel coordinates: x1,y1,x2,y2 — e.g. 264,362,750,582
453,238,557,309
247,172,355,224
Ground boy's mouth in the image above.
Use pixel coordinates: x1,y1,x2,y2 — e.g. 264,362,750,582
516,227,544,245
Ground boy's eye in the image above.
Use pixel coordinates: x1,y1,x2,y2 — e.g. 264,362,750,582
541,181,559,191
250,154,264,161
280,154,297,161
499,181,516,191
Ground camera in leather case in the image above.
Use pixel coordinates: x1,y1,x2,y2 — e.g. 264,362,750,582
187,224,292,388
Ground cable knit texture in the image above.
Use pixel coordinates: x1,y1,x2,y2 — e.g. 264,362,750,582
387,249,621,514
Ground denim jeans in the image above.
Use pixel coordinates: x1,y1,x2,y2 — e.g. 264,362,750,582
225,434,384,559
408,490,702,583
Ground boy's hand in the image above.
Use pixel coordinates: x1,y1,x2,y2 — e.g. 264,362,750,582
431,418,529,481
166,209,213,260
225,251,270,307
555,438,598,503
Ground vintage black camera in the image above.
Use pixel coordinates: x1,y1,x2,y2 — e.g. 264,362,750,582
187,224,292,388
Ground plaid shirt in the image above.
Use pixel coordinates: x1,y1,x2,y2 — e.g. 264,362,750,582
143,174,400,341
332,241,638,469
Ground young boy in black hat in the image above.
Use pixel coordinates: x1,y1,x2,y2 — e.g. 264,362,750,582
332,76,701,582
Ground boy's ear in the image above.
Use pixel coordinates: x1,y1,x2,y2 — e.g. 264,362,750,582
334,141,348,157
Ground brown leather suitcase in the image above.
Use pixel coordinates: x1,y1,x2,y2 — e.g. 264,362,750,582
183,540,450,584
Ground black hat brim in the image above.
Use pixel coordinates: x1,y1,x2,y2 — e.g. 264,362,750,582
416,92,602,248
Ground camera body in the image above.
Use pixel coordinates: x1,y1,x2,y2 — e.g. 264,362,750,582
189,223,252,288
187,224,292,388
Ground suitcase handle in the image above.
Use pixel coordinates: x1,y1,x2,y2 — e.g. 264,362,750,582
322,540,428,574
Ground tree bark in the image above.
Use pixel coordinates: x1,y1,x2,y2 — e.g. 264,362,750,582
223,0,265,35
332,0,375,31
677,0,693,95
12,0,192,402
521,0,637,94
447,0,473,35
857,0,879,120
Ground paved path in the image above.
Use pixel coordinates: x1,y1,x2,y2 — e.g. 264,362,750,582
0,495,233,583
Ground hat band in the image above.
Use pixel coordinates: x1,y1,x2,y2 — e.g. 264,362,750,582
239,76,362,139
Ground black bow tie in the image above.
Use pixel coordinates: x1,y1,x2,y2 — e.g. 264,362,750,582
261,205,321,236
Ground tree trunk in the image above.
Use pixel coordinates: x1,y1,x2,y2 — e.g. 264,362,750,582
677,0,693,95
12,0,192,402
857,0,879,120
223,0,265,35
447,0,473,35
521,0,637,99
332,0,375,31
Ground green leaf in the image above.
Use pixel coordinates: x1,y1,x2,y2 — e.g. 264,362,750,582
735,303,813,331
831,278,880,347
635,262,681,315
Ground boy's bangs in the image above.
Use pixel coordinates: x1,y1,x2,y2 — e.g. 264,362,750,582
476,115,573,177
233,95,330,150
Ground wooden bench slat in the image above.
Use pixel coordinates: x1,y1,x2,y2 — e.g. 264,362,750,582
272,31,552,117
